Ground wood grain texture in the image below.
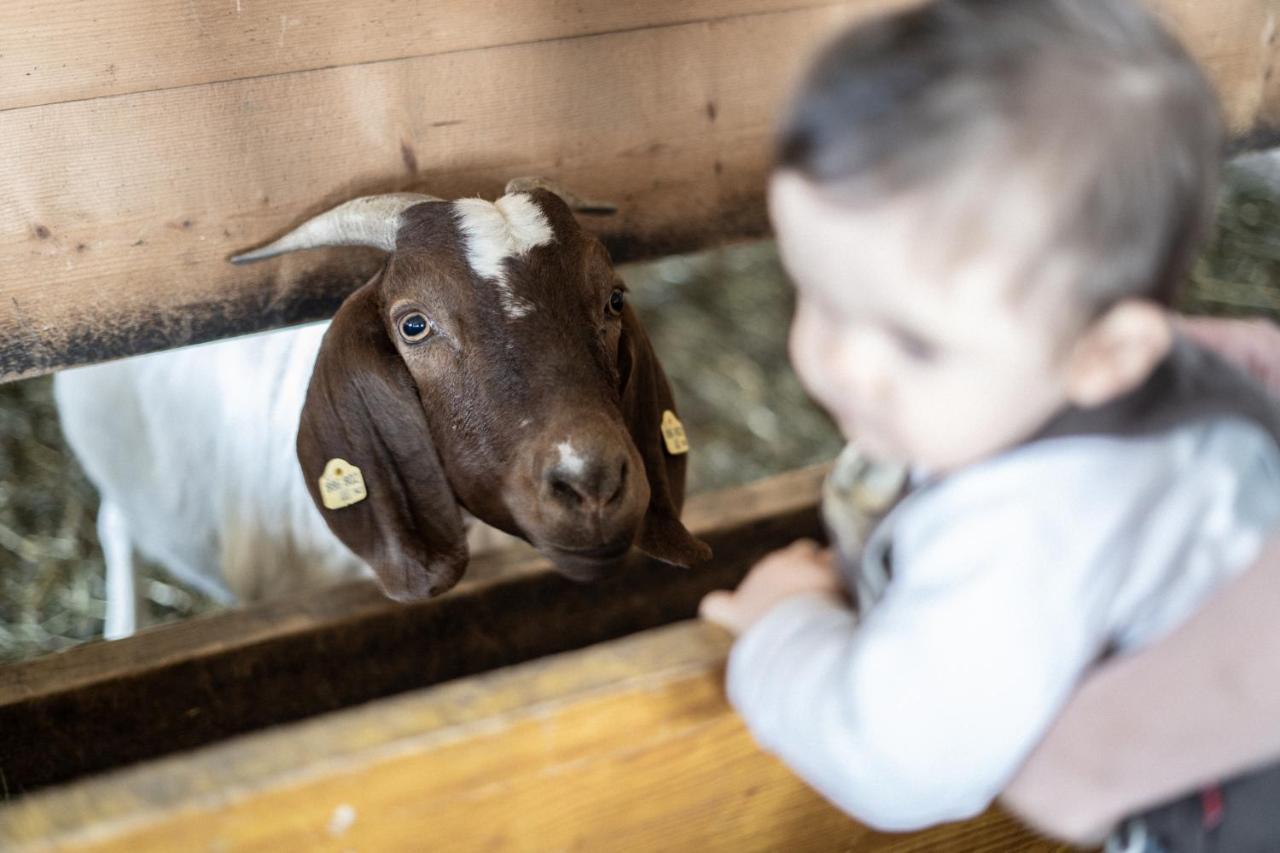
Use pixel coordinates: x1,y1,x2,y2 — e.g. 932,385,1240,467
0,465,828,795
0,3,871,382
0,0,852,111
1150,0,1280,148
0,621,1074,853
3,0,1270,119
2,0,1275,382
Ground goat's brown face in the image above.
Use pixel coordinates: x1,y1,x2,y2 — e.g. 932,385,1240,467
295,189,710,600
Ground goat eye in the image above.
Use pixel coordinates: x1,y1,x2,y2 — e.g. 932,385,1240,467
607,289,625,316
399,313,431,342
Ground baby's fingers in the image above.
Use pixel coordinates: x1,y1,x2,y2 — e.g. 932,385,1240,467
699,590,740,632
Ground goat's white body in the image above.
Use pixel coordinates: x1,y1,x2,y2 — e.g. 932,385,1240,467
55,323,373,611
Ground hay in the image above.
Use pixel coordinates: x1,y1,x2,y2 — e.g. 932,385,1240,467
0,377,220,663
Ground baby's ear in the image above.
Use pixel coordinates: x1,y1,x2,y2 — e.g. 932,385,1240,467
1065,299,1173,408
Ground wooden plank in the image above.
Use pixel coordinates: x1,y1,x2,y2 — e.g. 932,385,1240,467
1149,0,1280,150
0,621,1073,852
3,0,1271,122
0,465,829,795
0,0,850,112
0,4,873,383
2,0,1275,382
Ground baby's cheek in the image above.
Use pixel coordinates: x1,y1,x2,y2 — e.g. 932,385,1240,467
789,314,835,398
904,383,988,466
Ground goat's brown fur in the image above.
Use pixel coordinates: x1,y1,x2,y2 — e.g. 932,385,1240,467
297,188,710,600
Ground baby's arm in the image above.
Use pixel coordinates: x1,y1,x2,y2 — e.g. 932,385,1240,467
703,507,1109,831
1002,535,1280,843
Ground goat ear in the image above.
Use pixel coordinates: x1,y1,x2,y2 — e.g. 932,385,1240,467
618,307,713,568
297,279,468,601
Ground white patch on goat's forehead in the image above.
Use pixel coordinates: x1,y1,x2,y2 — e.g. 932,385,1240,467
453,193,554,320
556,441,586,477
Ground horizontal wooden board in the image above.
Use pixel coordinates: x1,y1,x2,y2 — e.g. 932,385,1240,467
0,3,875,382
3,0,1272,120
0,621,1073,852
0,465,829,795
0,0,852,112
2,0,1276,382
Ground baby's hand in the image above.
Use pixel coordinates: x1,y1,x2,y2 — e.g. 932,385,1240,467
699,539,844,636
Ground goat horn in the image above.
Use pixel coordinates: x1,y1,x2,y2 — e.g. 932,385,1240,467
229,193,441,265
503,177,617,215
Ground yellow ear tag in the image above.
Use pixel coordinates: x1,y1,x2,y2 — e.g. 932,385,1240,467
660,410,689,456
319,458,367,510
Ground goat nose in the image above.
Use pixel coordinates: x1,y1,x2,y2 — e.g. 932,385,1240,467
545,455,628,513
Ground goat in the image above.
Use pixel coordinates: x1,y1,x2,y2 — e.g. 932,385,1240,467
55,179,711,637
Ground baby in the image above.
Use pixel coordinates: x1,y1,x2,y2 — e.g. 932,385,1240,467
699,0,1280,849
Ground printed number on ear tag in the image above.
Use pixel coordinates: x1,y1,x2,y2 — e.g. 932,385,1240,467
319,458,367,510
661,410,689,456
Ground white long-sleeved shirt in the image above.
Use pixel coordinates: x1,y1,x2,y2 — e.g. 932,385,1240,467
727,416,1280,830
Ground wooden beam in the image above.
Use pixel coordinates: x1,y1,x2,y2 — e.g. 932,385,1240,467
2,0,1275,382
0,1,853,112
1150,0,1280,152
0,466,828,795
4,0,1271,125
0,621,1072,852
0,4,871,383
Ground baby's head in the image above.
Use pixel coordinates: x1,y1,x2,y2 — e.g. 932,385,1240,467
771,0,1222,472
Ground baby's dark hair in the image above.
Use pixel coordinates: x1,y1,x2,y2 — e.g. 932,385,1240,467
777,0,1222,312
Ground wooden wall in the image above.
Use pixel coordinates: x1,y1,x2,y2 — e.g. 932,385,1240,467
2,0,1277,382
